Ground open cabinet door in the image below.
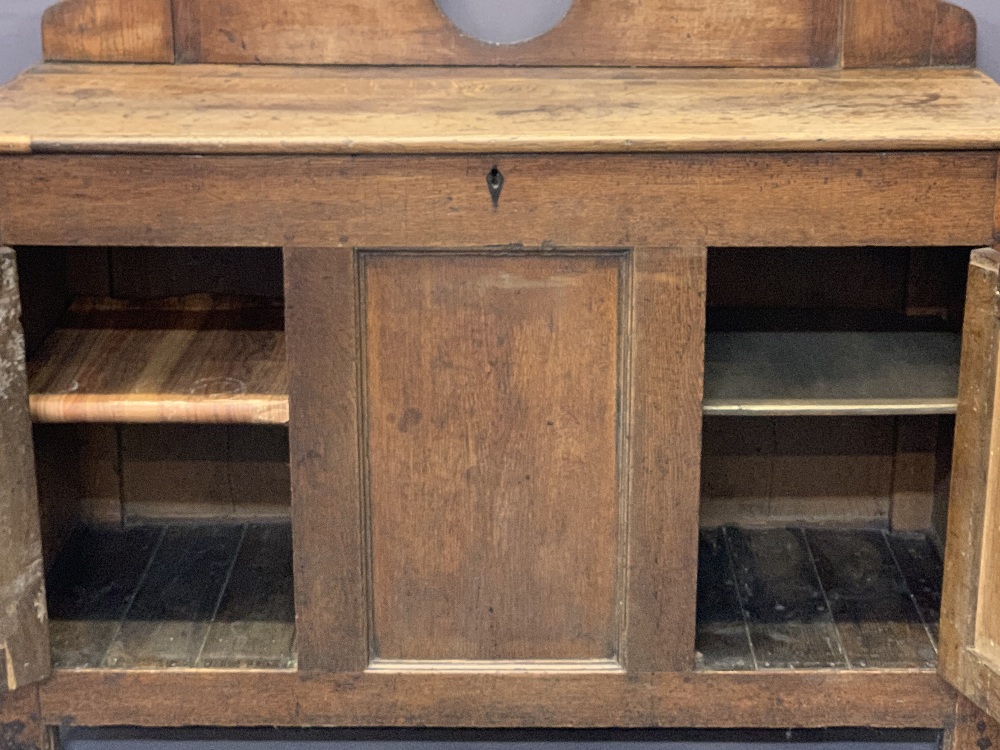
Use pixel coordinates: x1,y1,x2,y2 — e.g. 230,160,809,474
941,248,1000,720
0,248,50,690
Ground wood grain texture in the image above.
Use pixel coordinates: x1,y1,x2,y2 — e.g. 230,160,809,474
45,524,163,669
42,0,173,63
625,247,705,672
284,248,366,672
364,253,624,663
891,416,940,531
102,524,244,669
727,527,846,670
36,669,955,728
842,0,976,68
2,154,995,250
0,248,50,691
939,249,1000,713
695,529,753,671
27,296,287,424
843,0,939,68
701,416,895,528
0,686,46,750
3,66,1000,155
807,529,936,669
119,424,290,521
945,697,1000,750
197,524,296,670
931,2,978,67
170,0,839,67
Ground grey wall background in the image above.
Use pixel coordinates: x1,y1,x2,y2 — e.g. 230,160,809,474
0,0,998,83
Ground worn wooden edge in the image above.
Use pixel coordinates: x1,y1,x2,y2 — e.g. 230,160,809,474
12,135,1000,156
939,248,1000,690
0,248,51,692
42,0,174,63
28,394,289,424
37,668,954,727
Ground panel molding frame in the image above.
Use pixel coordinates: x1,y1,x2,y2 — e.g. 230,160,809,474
357,248,630,667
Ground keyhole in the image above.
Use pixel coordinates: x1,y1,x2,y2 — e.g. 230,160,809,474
487,166,504,208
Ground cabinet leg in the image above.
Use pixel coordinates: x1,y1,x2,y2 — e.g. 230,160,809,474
0,687,53,750
945,696,1000,750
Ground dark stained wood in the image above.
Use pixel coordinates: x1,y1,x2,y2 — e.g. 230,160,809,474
197,523,296,670
891,416,940,531
939,249,1000,716
3,154,994,250
945,697,1000,750
108,247,284,300
284,248,366,672
364,252,623,664
886,532,943,642
36,669,955,728
169,0,839,67
931,2,978,67
0,247,50,691
843,0,939,68
120,424,290,521
41,0,174,63
727,527,846,669
807,529,936,669
102,524,243,668
625,247,705,672
702,415,896,529
45,524,163,669
0,686,46,750
695,529,753,671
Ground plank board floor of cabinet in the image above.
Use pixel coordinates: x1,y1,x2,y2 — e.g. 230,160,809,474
696,527,941,671
46,522,296,670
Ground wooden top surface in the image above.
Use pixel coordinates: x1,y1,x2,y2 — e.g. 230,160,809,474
2,64,1000,154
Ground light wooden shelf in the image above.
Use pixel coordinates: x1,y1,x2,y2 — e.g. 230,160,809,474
30,309,960,423
703,331,961,416
28,296,288,425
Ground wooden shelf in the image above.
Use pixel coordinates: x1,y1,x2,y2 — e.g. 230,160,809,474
28,296,288,425
703,331,961,416
30,306,959,423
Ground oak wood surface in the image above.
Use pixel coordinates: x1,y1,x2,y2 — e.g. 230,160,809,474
939,249,1000,715
2,66,1000,155
625,247,705,672
2,154,994,250
364,253,624,664
168,0,840,67
36,668,955,727
27,296,288,424
0,248,50,691
284,248,366,672
42,0,173,63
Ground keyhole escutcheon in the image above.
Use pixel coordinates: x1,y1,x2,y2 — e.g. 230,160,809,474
487,166,504,208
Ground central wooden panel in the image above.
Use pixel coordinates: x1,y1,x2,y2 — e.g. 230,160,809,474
363,252,624,663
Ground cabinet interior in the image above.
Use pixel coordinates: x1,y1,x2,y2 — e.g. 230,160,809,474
17,246,294,670
15,245,971,675
697,246,970,672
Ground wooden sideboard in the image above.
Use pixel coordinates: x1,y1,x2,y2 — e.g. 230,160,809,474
2,0,1000,745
